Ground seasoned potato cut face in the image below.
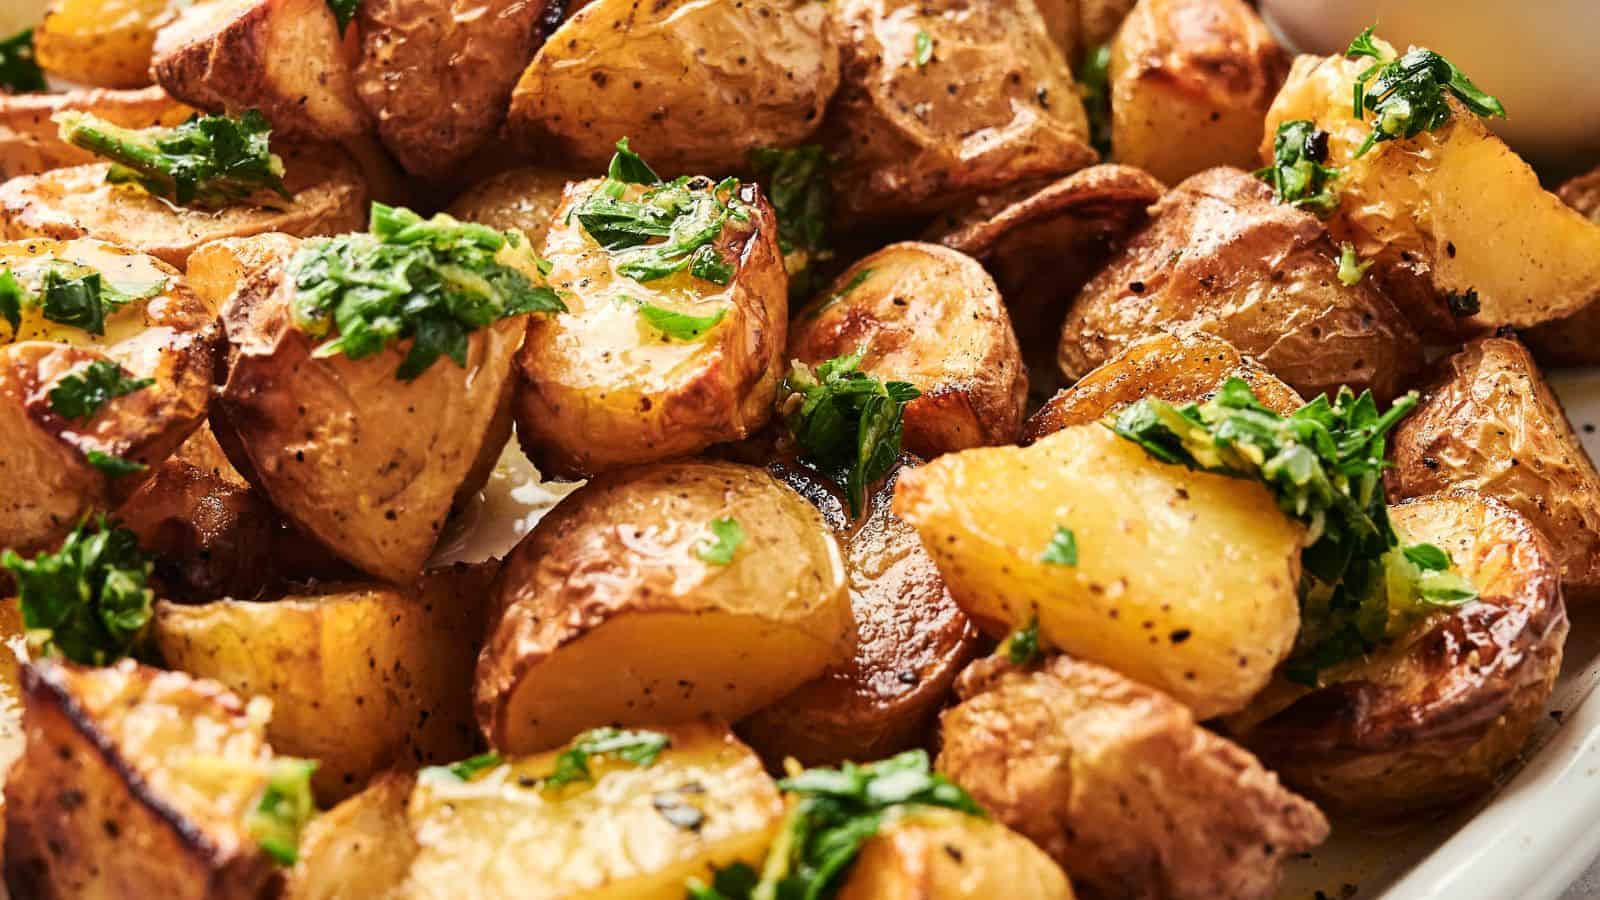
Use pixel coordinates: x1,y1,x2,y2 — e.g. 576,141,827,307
477,461,852,754
287,774,417,900
1263,51,1600,336
836,807,1076,900
513,179,786,479
790,242,1028,457
893,424,1304,719
34,0,185,88
0,87,196,180
445,168,576,251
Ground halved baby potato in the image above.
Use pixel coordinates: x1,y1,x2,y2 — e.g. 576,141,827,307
33,0,186,89
837,806,1076,900
893,422,1304,719
445,168,578,250
0,237,214,558
0,87,195,180
789,242,1028,457
476,459,852,754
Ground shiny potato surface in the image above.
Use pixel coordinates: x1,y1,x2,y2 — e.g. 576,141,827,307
33,0,184,88
836,807,1076,900
0,87,195,180
445,167,577,250
789,242,1028,457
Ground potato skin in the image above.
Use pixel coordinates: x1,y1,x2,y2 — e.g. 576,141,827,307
508,0,839,173
445,167,576,250
836,807,1076,900
476,460,852,754
1233,491,1567,817
1389,336,1600,601
937,655,1328,900
790,242,1028,457
0,87,195,180
1108,0,1287,186
826,0,1097,220
514,178,786,479
1059,166,1423,402
1557,164,1600,223
33,0,183,88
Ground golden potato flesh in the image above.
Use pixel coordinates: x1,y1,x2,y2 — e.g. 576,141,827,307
0,600,27,844
1025,332,1302,443
33,0,185,88
1388,336,1600,601
0,87,195,180
514,178,786,479
1523,164,1600,364
893,423,1304,719
0,238,214,558
837,807,1075,900
508,0,838,173
0,145,369,269
826,0,1097,220
4,659,284,899
1059,166,1423,402
1233,491,1567,816
1108,0,1287,185
937,655,1328,900
476,460,852,754
290,723,783,899
1263,49,1600,337
790,242,1028,457
445,168,577,250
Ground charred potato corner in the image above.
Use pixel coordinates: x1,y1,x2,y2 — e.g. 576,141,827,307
1,0,1600,897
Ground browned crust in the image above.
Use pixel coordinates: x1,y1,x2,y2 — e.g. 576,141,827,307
1115,0,1287,109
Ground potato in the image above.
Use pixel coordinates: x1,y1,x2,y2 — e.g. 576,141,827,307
826,0,1097,220
1231,491,1567,816
215,235,524,583
1388,336,1600,601
0,238,214,559
1523,163,1600,364
1033,0,1136,64
4,659,286,899
152,0,368,141
1025,332,1301,443
0,599,27,841
893,423,1304,719
513,177,786,479
476,460,852,753
445,167,576,250
152,562,496,802
289,723,784,899
937,655,1328,900
1557,164,1600,222
1263,48,1600,338
789,242,1028,457
1058,166,1423,402
837,807,1076,900
0,87,195,180
1108,0,1288,185
0,145,369,269
739,460,979,767
508,0,838,173
33,0,184,88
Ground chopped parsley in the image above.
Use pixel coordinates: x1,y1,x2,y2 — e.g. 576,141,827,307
423,751,504,782
635,301,727,341
1040,526,1078,566
607,136,659,185
1255,120,1340,216
749,145,832,300
544,727,671,790
84,450,146,477
326,0,361,33
912,30,933,67
782,348,921,519
245,757,318,866
1337,243,1372,286
0,270,22,333
799,266,873,322
0,28,45,94
289,203,565,380
1345,26,1505,159
1,517,154,665
1077,44,1112,157
57,109,291,208
695,517,746,566
0,262,163,338
48,359,154,422
1004,617,1041,665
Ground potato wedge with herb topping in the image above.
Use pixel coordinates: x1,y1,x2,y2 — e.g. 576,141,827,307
477,460,852,753
937,655,1328,900
445,167,578,250
0,237,215,559
0,87,196,180
789,242,1027,457
33,0,185,89
894,423,1304,719
513,176,786,479
837,806,1076,900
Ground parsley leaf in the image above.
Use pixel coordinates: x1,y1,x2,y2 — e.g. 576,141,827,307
1344,27,1505,159
0,269,24,334
0,28,45,94
84,450,146,476
749,145,832,299
687,863,760,900
1004,617,1041,665
245,757,318,866
48,359,154,422
1,516,154,665
1255,120,1340,216
326,0,360,33
1076,44,1112,157
1337,243,1372,286
636,301,726,341
58,109,291,208
1040,526,1078,566
1402,542,1451,571
422,751,504,782
695,517,745,565
608,137,660,185
543,727,671,791
912,30,933,67
782,349,921,519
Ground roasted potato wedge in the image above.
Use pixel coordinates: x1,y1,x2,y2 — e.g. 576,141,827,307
0,237,214,558
152,0,367,141
1034,0,1137,65
4,659,287,899
789,242,1028,457
1557,164,1600,223
1232,491,1567,816
1108,0,1288,185
739,459,980,767
826,0,1097,220
33,0,184,88
0,145,369,268
1389,336,1600,601
937,655,1328,900
514,177,786,479
893,423,1304,719
1263,47,1600,337
445,167,576,249
837,807,1076,900
1025,332,1302,443
0,87,195,180
477,460,852,753
1059,166,1423,401
290,722,783,899
508,0,838,173
0,599,28,841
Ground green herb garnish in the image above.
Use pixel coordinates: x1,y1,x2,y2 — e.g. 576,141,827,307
1256,120,1340,216
422,751,504,783
912,30,933,67
1,516,154,666
49,359,154,422
749,145,832,299
636,301,727,341
1345,26,1505,159
84,450,146,477
695,517,746,566
1076,44,1112,157
0,262,162,337
608,136,660,185
688,863,761,900
1004,617,1041,666
57,109,291,207
544,727,671,791
245,757,318,866
0,270,23,333
1337,243,1372,286
1040,526,1078,566
0,28,45,94
326,0,360,33
799,267,873,322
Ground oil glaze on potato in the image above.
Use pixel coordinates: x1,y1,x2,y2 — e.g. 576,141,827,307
937,655,1328,900
894,423,1304,719
33,0,184,88
0,87,196,180
789,242,1028,457
836,807,1076,900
